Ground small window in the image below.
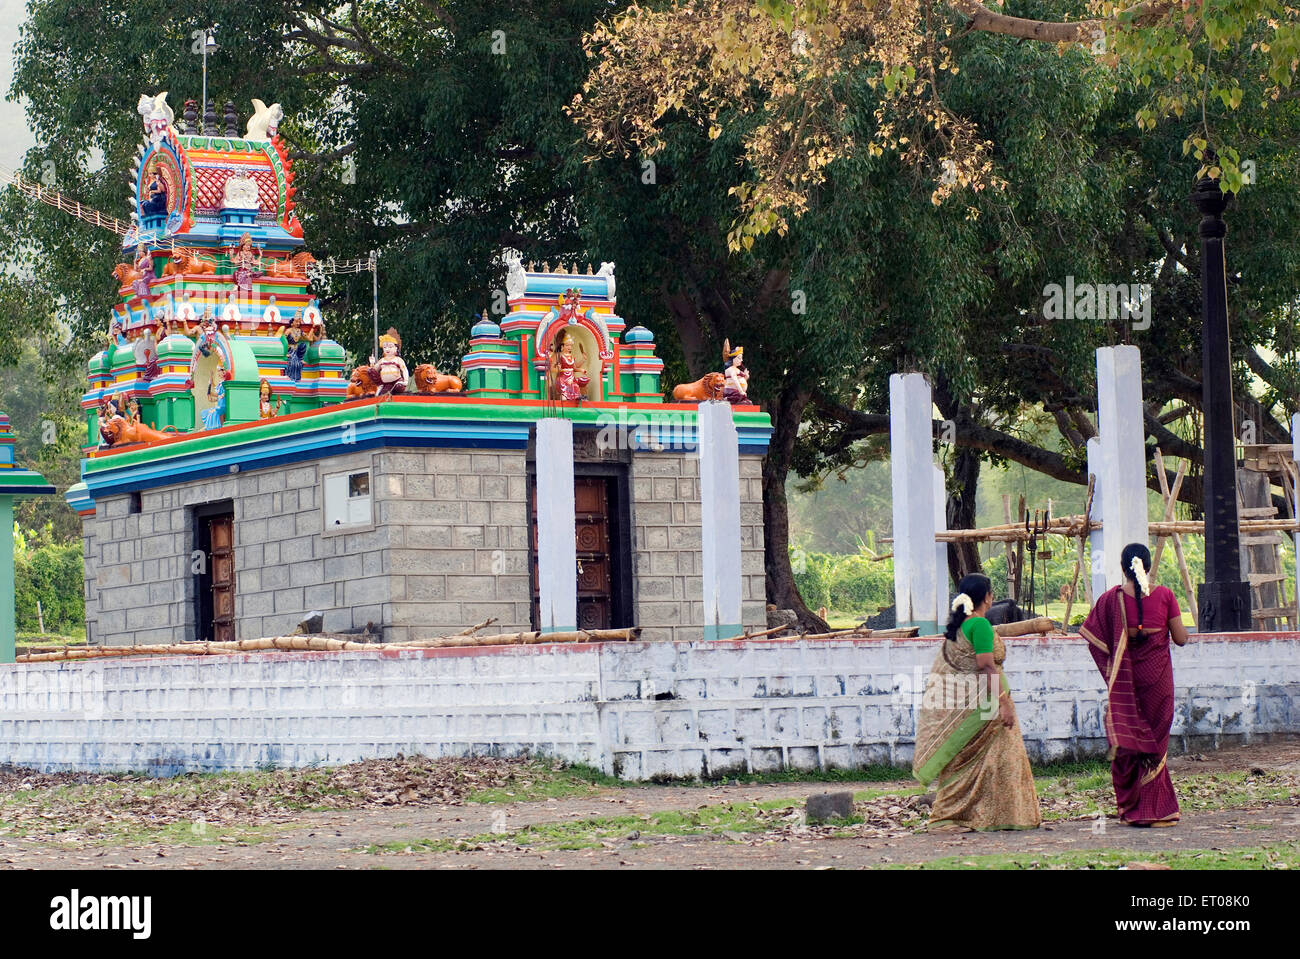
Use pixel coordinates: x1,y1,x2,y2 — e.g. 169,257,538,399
324,468,372,530
128,492,142,514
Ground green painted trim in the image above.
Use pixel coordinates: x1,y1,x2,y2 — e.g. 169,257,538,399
899,619,939,635
84,400,775,475
539,625,577,635
0,496,13,664
704,623,743,642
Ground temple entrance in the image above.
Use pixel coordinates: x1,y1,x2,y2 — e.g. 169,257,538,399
193,502,235,643
528,467,633,631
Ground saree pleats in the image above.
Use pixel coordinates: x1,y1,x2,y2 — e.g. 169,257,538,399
913,634,1041,831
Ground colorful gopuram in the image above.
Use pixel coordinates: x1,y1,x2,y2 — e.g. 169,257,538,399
65,93,771,649
80,93,345,447
462,256,664,402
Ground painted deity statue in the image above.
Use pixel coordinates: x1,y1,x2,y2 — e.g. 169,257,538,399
548,326,590,402
140,170,168,218
106,318,130,352
369,331,408,395
200,359,228,431
184,308,220,388
97,393,125,446
258,378,284,419
228,232,262,293
134,325,160,382
277,310,312,382
722,340,751,405
131,246,155,298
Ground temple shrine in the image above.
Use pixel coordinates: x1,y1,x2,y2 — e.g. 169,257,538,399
65,93,772,648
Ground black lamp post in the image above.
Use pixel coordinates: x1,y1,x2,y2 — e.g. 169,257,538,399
1192,174,1251,631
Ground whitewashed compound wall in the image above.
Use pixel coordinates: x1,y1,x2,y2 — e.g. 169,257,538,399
0,634,1294,778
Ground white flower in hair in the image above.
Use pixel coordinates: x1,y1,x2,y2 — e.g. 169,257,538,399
1130,555,1150,596
951,593,974,615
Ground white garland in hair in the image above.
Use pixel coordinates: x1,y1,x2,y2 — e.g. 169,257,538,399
950,593,975,615
1130,555,1150,596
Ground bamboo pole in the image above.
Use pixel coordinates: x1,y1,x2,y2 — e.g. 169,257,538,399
393,627,642,649
1150,451,1186,574
1063,475,1095,629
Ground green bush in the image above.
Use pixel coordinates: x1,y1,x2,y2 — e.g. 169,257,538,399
15,541,84,635
791,547,894,615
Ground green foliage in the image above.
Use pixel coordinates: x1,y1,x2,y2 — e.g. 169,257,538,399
792,547,895,615
14,540,84,634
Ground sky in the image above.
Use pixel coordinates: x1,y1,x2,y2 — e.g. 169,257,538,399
0,0,36,171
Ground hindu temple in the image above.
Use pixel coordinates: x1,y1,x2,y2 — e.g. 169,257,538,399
66,93,772,649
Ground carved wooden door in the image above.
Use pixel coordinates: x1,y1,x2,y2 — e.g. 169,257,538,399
530,475,614,631
208,514,235,643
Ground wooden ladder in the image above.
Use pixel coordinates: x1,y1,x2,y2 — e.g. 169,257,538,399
1236,466,1297,630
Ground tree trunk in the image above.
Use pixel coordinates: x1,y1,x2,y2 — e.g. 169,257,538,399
946,443,983,585
763,386,831,632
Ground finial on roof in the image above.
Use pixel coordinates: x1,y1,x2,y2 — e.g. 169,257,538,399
223,101,239,137
586,263,593,275
527,261,534,271
542,261,550,273
203,99,218,135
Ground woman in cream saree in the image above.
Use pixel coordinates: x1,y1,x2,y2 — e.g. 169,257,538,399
912,574,1041,831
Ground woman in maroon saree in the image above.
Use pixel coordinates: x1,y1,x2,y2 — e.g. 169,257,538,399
1080,543,1190,826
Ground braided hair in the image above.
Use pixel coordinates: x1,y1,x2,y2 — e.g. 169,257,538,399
944,573,992,642
1121,542,1153,643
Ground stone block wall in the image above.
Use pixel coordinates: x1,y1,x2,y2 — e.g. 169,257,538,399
629,451,765,642
83,442,765,646
0,633,1294,777
374,449,534,642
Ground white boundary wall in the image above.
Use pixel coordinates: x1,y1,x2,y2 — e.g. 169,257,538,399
0,634,1295,779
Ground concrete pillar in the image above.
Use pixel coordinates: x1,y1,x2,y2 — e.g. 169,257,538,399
889,373,939,633
535,418,576,632
0,496,12,663
934,465,950,618
1086,436,1106,602
1095,345,1148,589
698,401,742,640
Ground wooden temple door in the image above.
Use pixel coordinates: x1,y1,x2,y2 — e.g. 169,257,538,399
208,514,235,643
574,477,612,630
530,475,616,631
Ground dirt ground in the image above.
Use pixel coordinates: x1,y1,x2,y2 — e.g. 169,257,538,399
1,741,1297,870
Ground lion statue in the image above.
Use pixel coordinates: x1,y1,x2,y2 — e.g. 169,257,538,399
100,416,177,447
112,263,144,289
671,372,726,403
346,365,383,400
161,249,217,276
412,364,463,394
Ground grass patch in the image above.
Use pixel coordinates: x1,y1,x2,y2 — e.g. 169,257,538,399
887,841,1300,870
366,799,814,855
466,763,623,803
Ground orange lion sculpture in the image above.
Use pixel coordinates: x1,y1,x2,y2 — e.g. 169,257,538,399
346,365,383,400
412,364,463,394
161,249,218,276
267,251,318,277
671,372,726,403
112,263,144,289
100,416,177,447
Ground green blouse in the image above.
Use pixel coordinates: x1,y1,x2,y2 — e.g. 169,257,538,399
961,615,995,655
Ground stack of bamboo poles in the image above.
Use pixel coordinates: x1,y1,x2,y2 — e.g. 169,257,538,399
15,620,641,663
717,616,1058,643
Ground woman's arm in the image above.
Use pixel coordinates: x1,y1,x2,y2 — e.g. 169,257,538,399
1168,616,1190,646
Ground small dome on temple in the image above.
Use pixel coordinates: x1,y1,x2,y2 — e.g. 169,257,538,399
471,313,502,339
623,325,655,344
310,337,346,362
88,350,111,374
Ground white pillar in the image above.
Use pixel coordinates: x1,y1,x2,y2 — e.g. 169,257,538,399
1096,345,1148,589
698,401,742,640
889,373,939,632
535,418,576,632
1086,436,1107,602
934,464,949,621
